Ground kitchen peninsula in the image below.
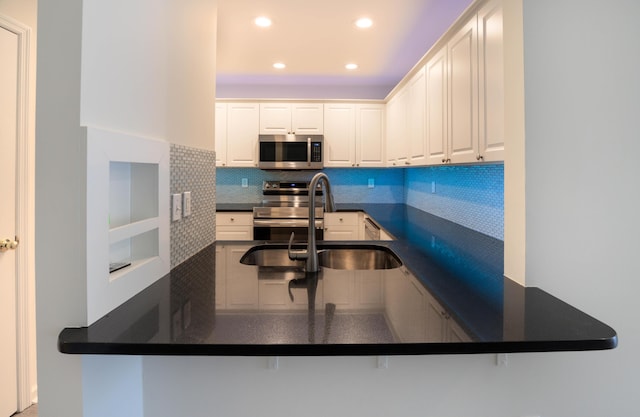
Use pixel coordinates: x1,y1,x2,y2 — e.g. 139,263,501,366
59,204,617,356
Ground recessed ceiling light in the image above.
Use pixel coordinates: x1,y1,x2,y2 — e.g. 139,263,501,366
355,17,373,29
255,16,272,27
345,63,358,70
273,62,286,69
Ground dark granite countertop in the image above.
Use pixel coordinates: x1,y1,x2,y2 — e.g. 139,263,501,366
59,204,617,356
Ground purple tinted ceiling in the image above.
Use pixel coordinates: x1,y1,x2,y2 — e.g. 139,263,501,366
216,0,473,100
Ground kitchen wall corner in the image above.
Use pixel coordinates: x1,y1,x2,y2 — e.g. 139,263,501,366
170,144,216,268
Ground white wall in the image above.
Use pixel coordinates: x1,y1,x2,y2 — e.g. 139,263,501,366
35,1,217,416
80,0,216,150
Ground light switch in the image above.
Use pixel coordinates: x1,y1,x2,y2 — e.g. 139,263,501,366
368,178,375,188
183,191,192,217
172,194,182,221
431,181,436,193
242,178,248,188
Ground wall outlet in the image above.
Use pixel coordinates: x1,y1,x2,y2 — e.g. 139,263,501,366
242,178,248,188
368,178,375,188
182,191,192,217
172,194,182,221
431,181,436,193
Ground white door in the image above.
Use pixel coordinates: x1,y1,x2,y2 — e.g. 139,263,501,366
0,23,19,417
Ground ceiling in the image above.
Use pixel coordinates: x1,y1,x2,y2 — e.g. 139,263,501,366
216,0,474,100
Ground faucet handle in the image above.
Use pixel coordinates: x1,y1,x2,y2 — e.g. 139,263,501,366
287,232,308,260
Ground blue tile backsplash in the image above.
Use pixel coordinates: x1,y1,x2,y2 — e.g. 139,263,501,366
216,164,504,240
405,164,504,240
215,168,405,204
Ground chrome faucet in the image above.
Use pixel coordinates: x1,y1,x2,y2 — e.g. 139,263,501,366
288,172,335,272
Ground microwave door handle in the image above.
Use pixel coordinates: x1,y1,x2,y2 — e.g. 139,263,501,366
307,137,311,167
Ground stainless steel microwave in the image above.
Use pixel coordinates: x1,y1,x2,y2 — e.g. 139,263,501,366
258,134,323,170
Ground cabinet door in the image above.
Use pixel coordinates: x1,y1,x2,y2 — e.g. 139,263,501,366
215,103,227,166
356,104,385,167
448,16,479,164
407,67,427,166
426,47,449,165
259,102,291,134
225,246,258,309
478,0,505,162
227,103,259,167
386,90,409,166
424,293,448,342
323,103,356,167
292,103,324,134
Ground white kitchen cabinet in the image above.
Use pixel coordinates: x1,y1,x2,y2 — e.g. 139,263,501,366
356,103,386,167
259,279,324,310
323,103,356,166
407,67,427,166
387,68,426,167
386,0,505,166
424,291,472,342
477,0,505,162
448,16,479,164
259,102,324,135
384,269,426,342
324,212,360,240
386,89,409,166
215,102,227,166
224,245,258,310
425,47,449,165
323,103,385,167
221,102,259,167
216,212,253,240
354,271,384,309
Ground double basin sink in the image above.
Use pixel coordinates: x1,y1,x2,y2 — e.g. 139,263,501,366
240,244,403,271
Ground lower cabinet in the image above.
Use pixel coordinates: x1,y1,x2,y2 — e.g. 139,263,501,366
424,289,473,342
324,212,361,240
384,268,471,342
216,212,253,240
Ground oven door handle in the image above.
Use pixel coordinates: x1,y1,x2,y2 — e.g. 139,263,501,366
253,219,324,228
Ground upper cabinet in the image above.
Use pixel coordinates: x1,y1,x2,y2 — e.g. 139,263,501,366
425,47,449,165
355,103,386,167
259,102,324,135
324,103,385,167
386,67,427,167
216,102,259,167
407,67,427,166
388,0,505,166
386,88,409,167
448,15,480,164
477,0,505,162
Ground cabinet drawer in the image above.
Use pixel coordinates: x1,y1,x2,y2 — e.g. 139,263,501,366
324,212,359,226
217,212,253,226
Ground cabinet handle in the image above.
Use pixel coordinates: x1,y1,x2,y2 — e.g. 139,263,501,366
352,163,355,167
476,154,484,161
405,161,410,165
230,218,235,222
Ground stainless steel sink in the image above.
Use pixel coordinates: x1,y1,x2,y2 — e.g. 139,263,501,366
240,245,402,270
318,248,402,270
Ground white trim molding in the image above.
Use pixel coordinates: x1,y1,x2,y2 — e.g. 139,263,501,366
0,13,34,412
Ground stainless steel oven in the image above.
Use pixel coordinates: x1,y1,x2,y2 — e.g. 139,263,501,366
253,181,324,242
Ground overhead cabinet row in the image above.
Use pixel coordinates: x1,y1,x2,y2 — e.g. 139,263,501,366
215,0,506,169
215,102,386,168
387,0,505,166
